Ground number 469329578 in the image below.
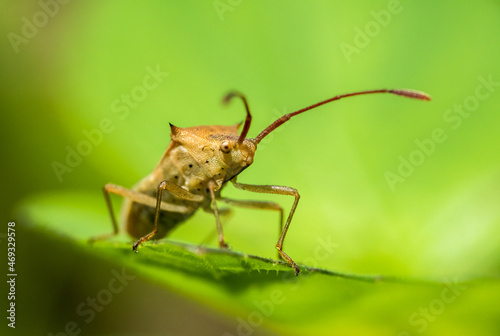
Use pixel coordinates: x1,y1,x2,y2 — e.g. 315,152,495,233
8,222,15,273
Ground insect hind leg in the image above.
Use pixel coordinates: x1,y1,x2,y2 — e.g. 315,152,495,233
89,184,122,243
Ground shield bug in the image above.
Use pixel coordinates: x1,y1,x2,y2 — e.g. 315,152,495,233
97,88,430,275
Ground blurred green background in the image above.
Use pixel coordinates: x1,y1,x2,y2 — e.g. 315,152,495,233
1,1,500,335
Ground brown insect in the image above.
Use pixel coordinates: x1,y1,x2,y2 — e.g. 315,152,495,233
98,88,430,275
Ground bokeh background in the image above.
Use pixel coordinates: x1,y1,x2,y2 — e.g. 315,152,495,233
1,1,500,335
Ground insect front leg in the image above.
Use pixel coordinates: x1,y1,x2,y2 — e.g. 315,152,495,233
207,180,229,248
219,197,284,260
231,178,301,275
92,183,194,242
199,207,233,246
132,181,204,251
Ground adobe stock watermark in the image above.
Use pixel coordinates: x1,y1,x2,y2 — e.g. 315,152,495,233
397,278,467,335
7,0,72,54
385,74,498,191
51,65,169,183
213,0,244,21
47,268,135,336
339,0,404,63
222,235,338,336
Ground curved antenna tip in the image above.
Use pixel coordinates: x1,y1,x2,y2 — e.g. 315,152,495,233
222,91,252,143
390,89,431,101
222,91,243,105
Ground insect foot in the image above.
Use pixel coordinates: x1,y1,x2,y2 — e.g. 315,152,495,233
132,234,152,252
277,246,300,276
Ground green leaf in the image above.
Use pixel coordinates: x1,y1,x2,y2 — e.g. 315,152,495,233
18,191,500,335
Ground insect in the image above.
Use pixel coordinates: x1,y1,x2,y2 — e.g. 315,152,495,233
98,88,430,275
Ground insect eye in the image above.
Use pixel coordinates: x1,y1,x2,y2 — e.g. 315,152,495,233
220,140,232,154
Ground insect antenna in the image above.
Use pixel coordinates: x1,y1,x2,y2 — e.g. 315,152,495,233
254,89,431,144
223,91,252,144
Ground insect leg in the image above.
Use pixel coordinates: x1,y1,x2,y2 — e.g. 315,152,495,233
231,178,300,275
199,207,233,246
92,183,193,242
219,197,284,260
133,181,203,251
103,184,119,236
202,207,232,217
207,181,229,248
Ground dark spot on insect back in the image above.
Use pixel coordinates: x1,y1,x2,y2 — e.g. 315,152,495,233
189,164,193,168
174,175,178,179
205,160,209,163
